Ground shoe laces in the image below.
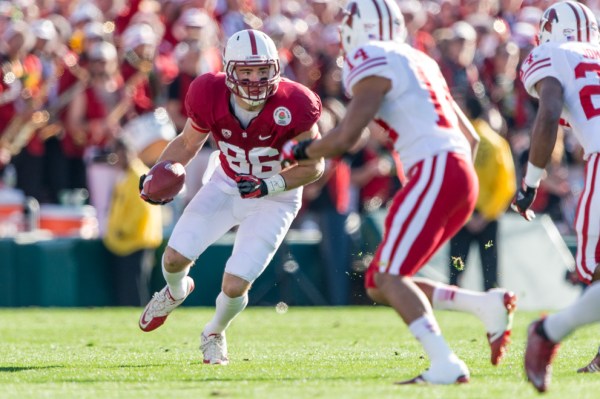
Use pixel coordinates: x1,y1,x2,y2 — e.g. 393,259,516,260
147,288,178,316
202,333,227,359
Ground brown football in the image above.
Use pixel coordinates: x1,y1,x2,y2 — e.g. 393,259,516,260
143,160,186,201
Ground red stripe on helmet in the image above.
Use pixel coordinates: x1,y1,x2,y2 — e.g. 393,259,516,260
381,0,394,40
566,2,582,41
248,30,258,55
575,2,591,41
371,0,383,40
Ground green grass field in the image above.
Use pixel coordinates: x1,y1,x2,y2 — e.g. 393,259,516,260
0,306,598,399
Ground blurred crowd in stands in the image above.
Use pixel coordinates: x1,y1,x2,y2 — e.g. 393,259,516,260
0,0,591,302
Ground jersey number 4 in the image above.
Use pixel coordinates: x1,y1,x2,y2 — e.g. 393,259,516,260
575,62,600,119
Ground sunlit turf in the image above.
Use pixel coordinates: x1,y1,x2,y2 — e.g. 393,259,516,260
0,306,598,398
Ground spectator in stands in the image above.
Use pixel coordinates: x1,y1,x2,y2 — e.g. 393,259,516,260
103,136,162,306
3,21,46,200
66,40,123,234
438,21,479,105
0,20,34,170
263,14,298,80
49,21,106,205
119,23,159,119
399,0,437,57
68,1,104,55
217,0,254,38
449,95,516,291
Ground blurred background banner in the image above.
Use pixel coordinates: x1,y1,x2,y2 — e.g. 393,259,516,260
0,211,579,310
419,213,580,311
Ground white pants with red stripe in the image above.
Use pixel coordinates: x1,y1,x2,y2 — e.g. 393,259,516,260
575,152,600,284
365,152,478,288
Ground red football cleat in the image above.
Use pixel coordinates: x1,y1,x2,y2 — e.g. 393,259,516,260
524,318,560,393
488,290,518,366
139,277,195,332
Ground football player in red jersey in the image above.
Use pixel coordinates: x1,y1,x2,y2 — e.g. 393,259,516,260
138,29,324,365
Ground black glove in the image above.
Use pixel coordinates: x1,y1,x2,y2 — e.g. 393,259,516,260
280,139,312,167
511,181,537,221
138,174,173,205
235,174,268,199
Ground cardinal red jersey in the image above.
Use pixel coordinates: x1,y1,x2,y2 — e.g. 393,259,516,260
185,72,321,180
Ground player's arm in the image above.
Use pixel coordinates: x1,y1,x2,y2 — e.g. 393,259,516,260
304,76,390,159
512,76,564,220
156,118,210,166
452,99,480,161
279,124,324,190
235,125,324,199
139,118,208,205
528,77,564,173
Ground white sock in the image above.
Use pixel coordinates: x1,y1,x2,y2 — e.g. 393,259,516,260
162,257,190,300
432,285,494,327
545,281,600,343
408,314,454,363
204,292,249,335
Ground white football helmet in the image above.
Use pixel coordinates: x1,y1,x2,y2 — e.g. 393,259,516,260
223,29,280,107
339,0,407,55
538,1,599,45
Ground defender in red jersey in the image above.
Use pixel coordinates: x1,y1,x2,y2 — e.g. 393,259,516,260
138,29,324,366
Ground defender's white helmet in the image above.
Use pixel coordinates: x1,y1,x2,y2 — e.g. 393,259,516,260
339,0,407,55
223,29,280,106
538,1,599,45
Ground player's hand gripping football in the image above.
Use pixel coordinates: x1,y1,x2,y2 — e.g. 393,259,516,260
511,181,537,221
138,160,186,205
280,139,312,167
235,174,268,199
139,174,173,205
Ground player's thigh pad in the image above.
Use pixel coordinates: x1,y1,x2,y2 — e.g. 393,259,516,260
224,197,301,282
168,181,238,261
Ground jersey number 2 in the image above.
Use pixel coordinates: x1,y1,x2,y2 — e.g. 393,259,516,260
575,62,600,119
